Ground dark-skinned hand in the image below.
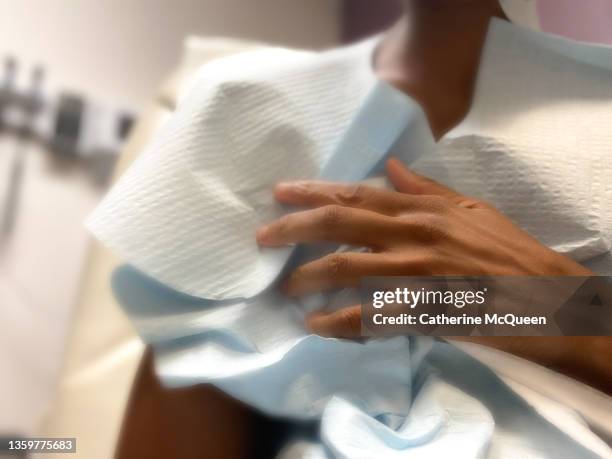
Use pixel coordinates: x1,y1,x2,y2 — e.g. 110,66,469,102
256,158,593,339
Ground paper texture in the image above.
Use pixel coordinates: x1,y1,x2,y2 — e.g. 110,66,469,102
87,42,379,300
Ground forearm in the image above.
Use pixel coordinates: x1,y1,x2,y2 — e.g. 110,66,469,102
117,350,254,459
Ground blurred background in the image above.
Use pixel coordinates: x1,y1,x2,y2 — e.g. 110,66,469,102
1,0,611,456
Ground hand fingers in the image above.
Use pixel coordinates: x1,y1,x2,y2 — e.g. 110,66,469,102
257,205,399,249
274,181,417,216
272,161,482,216
285,252,408,297
306,305,362,339
386,158,462,199
386,158,487,209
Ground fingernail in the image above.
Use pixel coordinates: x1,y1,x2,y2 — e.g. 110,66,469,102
275,182,293,191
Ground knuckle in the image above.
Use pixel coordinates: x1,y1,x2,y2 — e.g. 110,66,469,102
319,205,345,230
452,194,481,208
293,181,316,198
339,308,361,334
326,254,351,278
410,214,448,243
274,214,293,236
335,184,369,206
422,195,450,213
467,197,491,210
274,211,308,239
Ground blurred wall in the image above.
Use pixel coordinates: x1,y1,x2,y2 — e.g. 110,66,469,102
341,1,612,45
0,0,341,110
342,0,401,43
538,0,612,44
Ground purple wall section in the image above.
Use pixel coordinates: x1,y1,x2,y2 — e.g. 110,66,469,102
341,0,401,43
539,0,612,44
342,1,612,45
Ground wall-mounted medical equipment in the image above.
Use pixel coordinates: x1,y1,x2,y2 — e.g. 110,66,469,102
0,61,46,240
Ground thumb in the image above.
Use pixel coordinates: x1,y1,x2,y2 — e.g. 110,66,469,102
386,157,460,200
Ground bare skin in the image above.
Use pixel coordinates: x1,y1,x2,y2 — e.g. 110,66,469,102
116,351,255,459
377,0,507,138
257,0,612,395
257,160,612,394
